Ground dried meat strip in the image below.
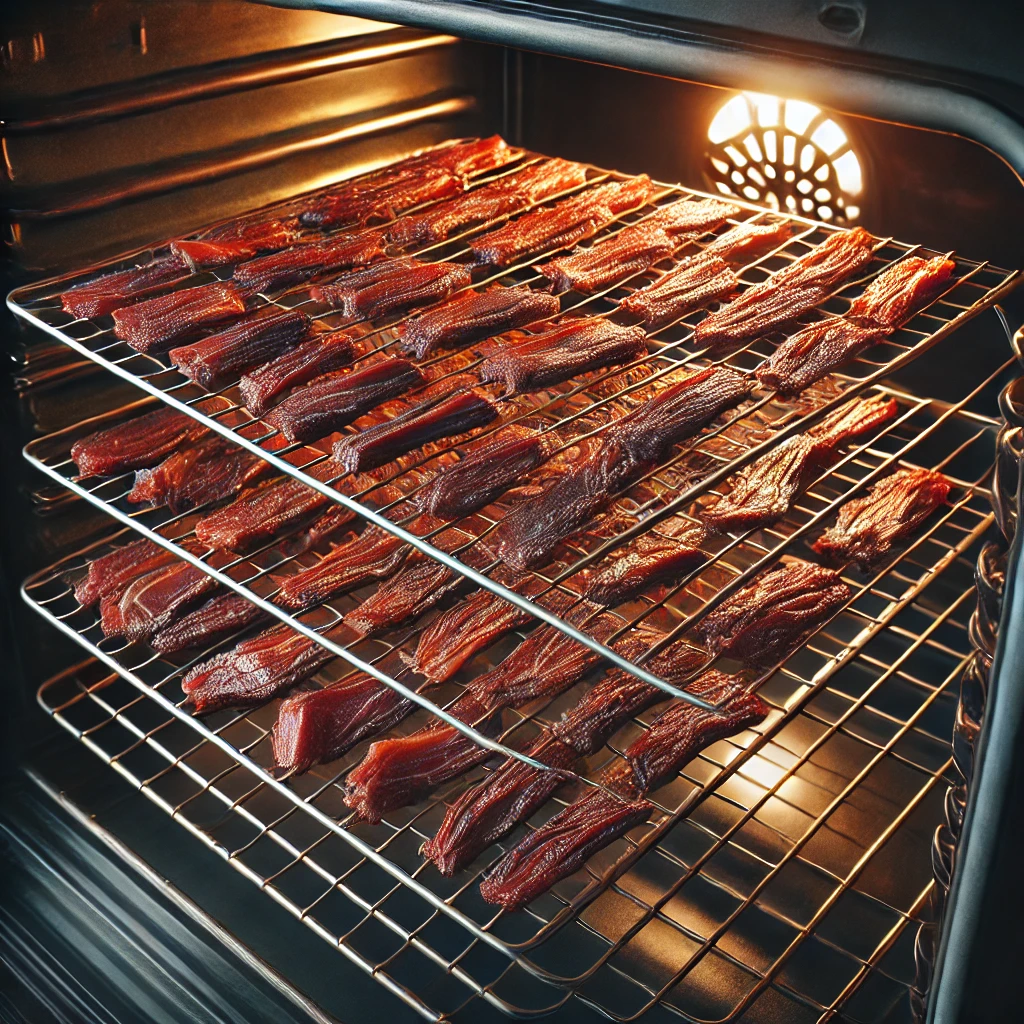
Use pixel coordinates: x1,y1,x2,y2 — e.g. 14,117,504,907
60,255,192,319
127,434,270,513
239,331,358,416
71,407,208,478
645,198,740,234
310,258,472,321
847,255,956,329
695,558,850,664
470,176,657,266
168,308,311,389
812,467,951,569
73,538,177,608
111,282,246,353
151,592,271,655
232,231,386,293
619,255,738,328
701,394,898,533
479,317,648,394
494,367,752,570
343,559,465,638
103,561,218,644
400,286,559,359
703,220,793,261
387,157,588,246
693,227,876,346
170,220,297,269
415,424,555,519
182,624,335,713
264,357,425,443
333,384,499,473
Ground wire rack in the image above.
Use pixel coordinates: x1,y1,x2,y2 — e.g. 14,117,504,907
12,145,1021,1018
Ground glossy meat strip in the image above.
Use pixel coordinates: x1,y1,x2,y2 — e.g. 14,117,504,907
644,197,740,233
61,255,192,318
479,317,648,394
756,317,889,394
387,157,588,246
576,520,706,605
103,561,218,644
619,255,738,328
181,624,335,713
238,331,358,415
111,282,246,353
272,665,415,773
73,538,176,608
812,468,951,569
701,394,898,533
264,357,425,443
695,558,851,664
71,407,208,477
311,258,472,321
470,176,657,266
151,592,270,655
170,220,297,269
232,231,386,293
703,219,793,261
400,286,559,359
415,424,555,519
333,384,499,472
127,434,270,513
693,227,877,346
539,220,682,294
847,255,956,329
168,308,310,389
494,367,752,569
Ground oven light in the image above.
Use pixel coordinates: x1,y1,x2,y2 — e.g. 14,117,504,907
706,92,863,223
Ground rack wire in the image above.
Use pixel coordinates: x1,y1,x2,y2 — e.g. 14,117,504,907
13,144,1021,1018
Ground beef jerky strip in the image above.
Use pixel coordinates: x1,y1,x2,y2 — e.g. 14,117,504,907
494,366,752,570
181,624,335,714
812,467,951,570
127,434,271,514
479,669,767,908
170,220,297,270
333,383,499,473
151,592,271,655
264,357,425,444
644,198,741,235
111,282,246,353
693,227,876,346
310,259,472,321
232,231,386,293
619,256,738,328
387,157,589,247
425,637,705,875
470,176,657,267
479,317,648,394
847,255,956,329
415,424,556,519
695,558,851,664
702,394,899,533
239,331,358,416
60,255,192,319
400,286,559,359
73,538,177,608
168,308,311,390
70,406,208,478
703,219,793,261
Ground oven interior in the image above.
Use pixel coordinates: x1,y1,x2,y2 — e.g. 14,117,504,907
2,4,1022,1023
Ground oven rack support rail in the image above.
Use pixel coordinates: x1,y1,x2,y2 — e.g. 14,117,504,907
7,151,1021,737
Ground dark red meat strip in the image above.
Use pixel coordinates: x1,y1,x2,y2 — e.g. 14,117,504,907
232,231,386,293
168,308,310,389
400,286,559,359
103,561,218,644
151,592,271,655
170,220,297,269
111,282,246,353
479,317,648,394
812,467,951,569
847,255,956,329
695,558,851,664
239,331,358,415
70,407,208,478
60,256,192,319
73,538,177,608
310,259,472,321
264,357,425,444
619,255,738,328
182,624,334,713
